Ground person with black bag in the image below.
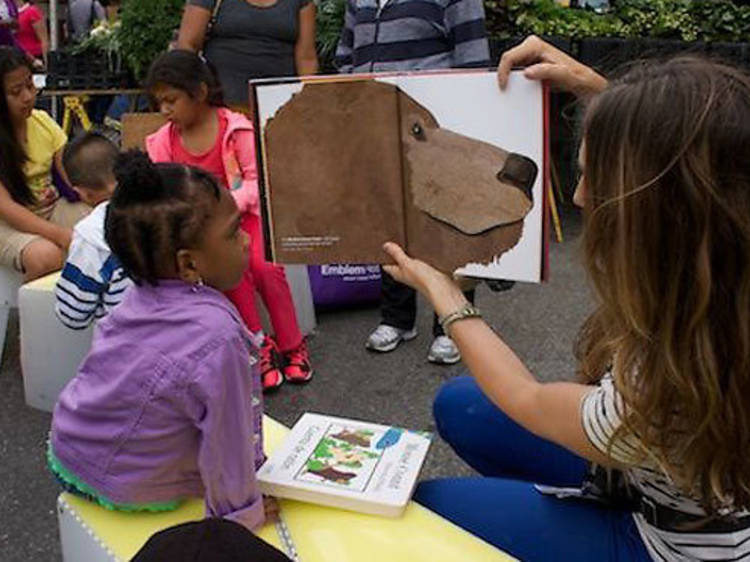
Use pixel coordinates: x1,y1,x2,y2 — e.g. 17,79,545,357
176,0,318,106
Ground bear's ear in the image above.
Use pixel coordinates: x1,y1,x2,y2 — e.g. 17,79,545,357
398,89,441,131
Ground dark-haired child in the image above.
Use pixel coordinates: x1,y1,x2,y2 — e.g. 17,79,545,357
0,46,90,281
49,151,275,530
54,131,132,329
145,49,312,391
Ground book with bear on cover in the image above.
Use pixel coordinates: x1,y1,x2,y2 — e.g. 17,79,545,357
250,70,549,283
256,413,432,518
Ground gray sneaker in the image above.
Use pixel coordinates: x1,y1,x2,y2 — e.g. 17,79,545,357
365,324,418,352
427,335,461,364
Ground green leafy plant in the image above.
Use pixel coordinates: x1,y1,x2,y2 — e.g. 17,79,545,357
72,20,123,73
116,0,184,80
495,0,750,42
615,0,698,41
484,0,517,39
316,0,347,72
517,0,623,38
504,0,627,39
689,0,750,42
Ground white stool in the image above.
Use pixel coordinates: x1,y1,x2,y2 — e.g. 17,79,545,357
0,266,23,366
19,272,94,412
19,267,314,412
256,265,317,338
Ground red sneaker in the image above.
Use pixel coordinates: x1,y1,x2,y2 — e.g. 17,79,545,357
282,340,314,384
260,337,284,392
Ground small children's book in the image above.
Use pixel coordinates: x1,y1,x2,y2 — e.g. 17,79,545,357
251,70,549,282
257,413,432,518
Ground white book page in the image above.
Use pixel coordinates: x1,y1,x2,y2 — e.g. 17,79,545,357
389,72,544,282
254,72,544,282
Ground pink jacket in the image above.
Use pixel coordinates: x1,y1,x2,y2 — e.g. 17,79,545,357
146,108,260,216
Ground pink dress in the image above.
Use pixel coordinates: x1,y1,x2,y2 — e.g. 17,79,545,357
146,108,302,352
16,3,43,58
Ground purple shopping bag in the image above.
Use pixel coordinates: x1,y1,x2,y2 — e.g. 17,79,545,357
52,162,81,202
308,264,382,309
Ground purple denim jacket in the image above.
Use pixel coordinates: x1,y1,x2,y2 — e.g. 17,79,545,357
50,280,266,530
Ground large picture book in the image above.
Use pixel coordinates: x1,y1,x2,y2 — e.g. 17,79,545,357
256,413,432,518
251,70,548,282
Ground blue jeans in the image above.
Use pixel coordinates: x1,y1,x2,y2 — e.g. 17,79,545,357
414,376,652,562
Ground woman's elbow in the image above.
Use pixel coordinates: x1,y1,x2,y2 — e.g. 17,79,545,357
296,52,319,75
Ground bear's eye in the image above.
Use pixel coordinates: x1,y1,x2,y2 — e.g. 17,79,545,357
411,123,425,140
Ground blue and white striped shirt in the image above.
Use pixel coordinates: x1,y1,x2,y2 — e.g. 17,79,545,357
55,202,132,330
335,0,490,73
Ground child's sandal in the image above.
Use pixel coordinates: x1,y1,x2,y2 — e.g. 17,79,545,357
261,337,284,392
282,340,313,384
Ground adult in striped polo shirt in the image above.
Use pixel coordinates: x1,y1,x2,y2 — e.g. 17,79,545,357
335,0,489,364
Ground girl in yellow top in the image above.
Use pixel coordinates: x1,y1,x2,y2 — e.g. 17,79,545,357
0,47,88,280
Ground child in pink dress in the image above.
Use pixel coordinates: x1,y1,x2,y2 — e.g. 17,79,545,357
145,49,312,391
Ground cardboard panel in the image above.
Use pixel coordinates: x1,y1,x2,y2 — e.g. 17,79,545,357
121,113,166,150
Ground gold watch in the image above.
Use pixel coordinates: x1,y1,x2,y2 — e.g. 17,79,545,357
438,304,482,332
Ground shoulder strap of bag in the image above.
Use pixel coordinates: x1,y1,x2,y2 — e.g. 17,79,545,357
206,0,225,36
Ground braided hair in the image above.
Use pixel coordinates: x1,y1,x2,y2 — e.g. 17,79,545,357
105,151,221,286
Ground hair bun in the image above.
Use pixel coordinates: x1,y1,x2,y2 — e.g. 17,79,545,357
113,150,165,204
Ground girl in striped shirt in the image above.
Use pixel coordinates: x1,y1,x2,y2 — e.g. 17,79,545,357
384,36,750,562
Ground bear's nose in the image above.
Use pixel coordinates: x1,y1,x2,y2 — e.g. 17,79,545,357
496,153,537,201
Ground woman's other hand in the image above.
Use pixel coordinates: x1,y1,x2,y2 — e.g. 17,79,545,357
497,35,607,99
53,226,73,250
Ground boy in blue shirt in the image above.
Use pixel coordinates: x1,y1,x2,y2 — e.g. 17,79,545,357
54,132,131,329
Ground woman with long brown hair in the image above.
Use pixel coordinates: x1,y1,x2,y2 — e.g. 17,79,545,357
385,37,750,561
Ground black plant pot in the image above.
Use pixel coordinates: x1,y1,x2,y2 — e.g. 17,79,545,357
578,37,636,73
543,36,574,55
633,38,707,61
46,50,131,91
488,37,509,66
489,36,573,66
708,42,750,68
579,38,709,73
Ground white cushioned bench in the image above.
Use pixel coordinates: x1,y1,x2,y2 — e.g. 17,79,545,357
19,269,315,412
0,266,23,367
19,272,94,412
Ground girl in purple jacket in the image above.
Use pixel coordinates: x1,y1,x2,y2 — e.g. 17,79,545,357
49,152,278,530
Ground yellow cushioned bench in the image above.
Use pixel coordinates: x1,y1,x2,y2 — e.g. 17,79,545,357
58,416,515,561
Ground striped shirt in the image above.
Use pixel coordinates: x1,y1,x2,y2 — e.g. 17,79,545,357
581,375,750,561
55,202,132,330
334,0,490,73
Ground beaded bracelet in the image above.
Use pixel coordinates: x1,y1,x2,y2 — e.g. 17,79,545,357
438,303,482,332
